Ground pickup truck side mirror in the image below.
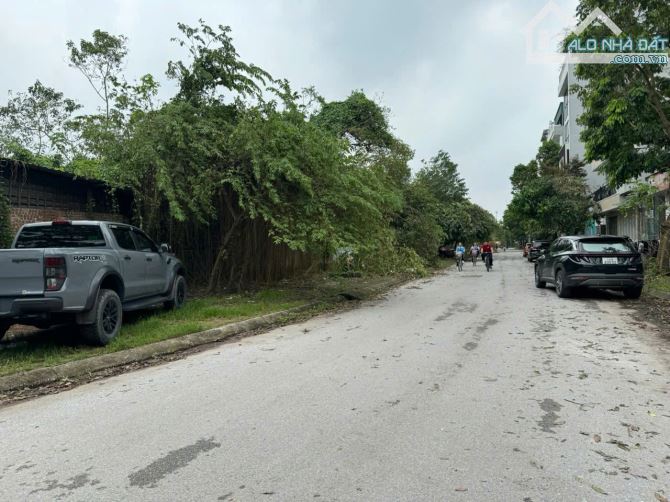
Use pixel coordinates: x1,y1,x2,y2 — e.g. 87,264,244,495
160,243,172,253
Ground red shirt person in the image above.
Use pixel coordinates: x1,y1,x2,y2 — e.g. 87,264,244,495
481,241,493,266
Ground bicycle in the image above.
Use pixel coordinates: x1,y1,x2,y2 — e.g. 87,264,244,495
471,253,478,266
456,253,464,271
484,253,492,272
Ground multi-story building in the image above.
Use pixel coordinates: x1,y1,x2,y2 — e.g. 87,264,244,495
557,64,605,193
547,63,669,242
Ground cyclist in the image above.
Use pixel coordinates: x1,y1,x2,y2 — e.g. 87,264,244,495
481,241,493,268
469,243,480,265
455,242,465,270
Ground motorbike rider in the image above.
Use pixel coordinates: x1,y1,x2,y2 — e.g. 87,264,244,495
481,241,493,267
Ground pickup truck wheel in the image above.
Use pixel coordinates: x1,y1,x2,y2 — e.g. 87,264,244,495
164,275,187,310
80,289,122,346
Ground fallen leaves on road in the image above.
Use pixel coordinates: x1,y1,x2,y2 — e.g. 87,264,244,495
454,487,468,492
591,484,608,495
593,434,601,443
655,493,669,502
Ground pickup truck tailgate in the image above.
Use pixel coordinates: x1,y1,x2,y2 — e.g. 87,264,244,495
0,250,45,296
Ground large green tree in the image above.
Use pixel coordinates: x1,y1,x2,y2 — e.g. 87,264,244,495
415,150,468,203
504,141,592,240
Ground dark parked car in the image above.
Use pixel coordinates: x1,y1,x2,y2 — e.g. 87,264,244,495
534,236,644,299
438,246,455,258
528,239,551,262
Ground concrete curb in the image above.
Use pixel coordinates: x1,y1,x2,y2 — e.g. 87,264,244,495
0,274,413,394
0,303,322,394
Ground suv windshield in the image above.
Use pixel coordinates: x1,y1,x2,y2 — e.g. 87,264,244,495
579,240,633,253
14,225,107,248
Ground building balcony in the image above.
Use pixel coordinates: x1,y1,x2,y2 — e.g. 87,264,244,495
547,123,563,143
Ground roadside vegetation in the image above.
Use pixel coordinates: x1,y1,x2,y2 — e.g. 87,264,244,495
0,22,497,292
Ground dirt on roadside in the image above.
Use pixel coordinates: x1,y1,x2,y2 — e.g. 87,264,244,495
629,293,670,341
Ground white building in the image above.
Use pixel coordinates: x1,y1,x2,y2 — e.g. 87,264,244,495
557,64,605,193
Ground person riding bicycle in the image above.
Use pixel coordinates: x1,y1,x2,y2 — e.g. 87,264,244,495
470,243,480,265
455,242,465,267
481,241,493,267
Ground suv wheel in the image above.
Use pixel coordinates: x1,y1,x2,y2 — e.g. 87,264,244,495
534,266,546,288
164,275,187,310
80,289,123,346
555,269,572,298
623,286,643,299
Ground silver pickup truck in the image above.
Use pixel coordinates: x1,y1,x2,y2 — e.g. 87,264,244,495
0,220,186,345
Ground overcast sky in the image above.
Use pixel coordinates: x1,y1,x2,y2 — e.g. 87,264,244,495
1,0,578,218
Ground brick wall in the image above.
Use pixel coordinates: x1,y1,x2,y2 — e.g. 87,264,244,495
10,208,127,234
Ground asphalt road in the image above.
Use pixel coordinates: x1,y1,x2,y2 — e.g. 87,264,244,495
2,251,669,501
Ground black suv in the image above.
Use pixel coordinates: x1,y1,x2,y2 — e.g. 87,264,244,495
534,236,644,298
528,240,551,262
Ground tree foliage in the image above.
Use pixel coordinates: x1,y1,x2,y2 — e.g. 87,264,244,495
504,141,591,242
67,30,128,121
0,80,81,166
0,21,495,288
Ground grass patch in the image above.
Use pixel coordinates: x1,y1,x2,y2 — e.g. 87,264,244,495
0,289,304,377
647,274,670,294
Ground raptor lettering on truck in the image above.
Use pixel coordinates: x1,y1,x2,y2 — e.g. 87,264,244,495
73,255,106,263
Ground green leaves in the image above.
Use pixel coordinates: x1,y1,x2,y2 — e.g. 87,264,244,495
0,80,81,165
67,30,128,121
167,20,271,103
504,142,591,240
415,150,468,202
